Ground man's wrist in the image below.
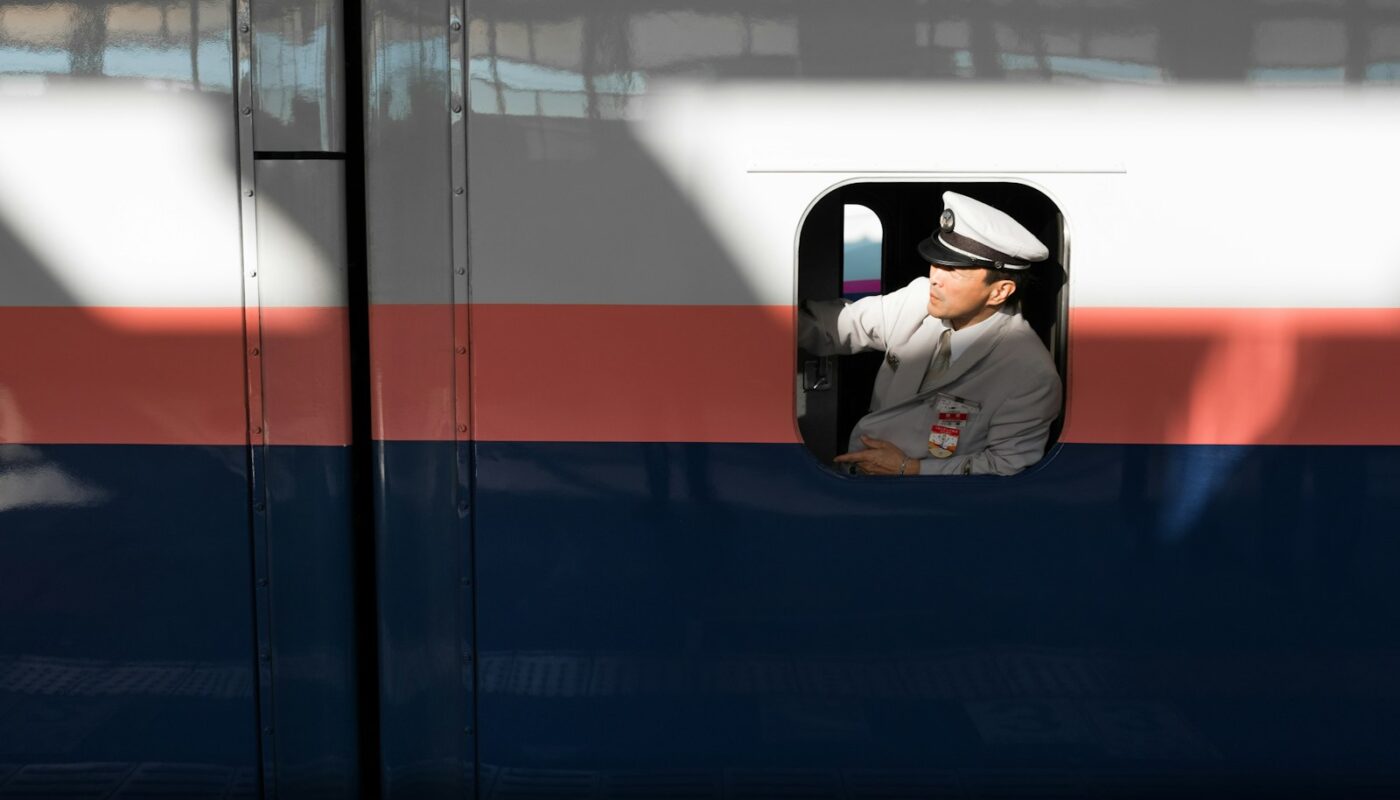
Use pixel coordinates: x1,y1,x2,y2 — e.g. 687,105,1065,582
898,455,910,476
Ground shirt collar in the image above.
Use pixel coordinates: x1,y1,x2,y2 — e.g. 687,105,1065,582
936,304,1015,363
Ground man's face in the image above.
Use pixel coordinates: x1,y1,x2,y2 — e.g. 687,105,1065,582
927,264,997,324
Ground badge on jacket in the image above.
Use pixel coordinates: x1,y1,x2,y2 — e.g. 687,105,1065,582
928,394,979,458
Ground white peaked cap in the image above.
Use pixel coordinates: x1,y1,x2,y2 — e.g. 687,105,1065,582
917,191,1050,270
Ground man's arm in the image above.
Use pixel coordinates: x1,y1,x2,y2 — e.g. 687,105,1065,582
917,377,1062,477
797,279,921,356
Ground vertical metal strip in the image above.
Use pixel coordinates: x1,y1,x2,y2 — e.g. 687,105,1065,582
447,0,476,796
235,0,277,794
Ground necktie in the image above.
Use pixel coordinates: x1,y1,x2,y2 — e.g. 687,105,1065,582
920,328,952,393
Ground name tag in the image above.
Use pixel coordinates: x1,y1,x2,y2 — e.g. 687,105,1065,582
928,394,979,458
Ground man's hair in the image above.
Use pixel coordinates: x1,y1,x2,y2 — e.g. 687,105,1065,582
982,265,1026,303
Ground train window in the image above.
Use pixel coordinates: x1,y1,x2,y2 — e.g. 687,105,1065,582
843,204,883,300
797,183,1067,477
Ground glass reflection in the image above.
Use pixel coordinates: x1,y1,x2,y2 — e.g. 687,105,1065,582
0,0,231,91
453,1,1400,121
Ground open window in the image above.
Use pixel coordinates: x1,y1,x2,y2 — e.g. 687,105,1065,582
796,182,1068,472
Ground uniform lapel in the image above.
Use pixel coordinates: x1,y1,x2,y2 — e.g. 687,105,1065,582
885,319,944,407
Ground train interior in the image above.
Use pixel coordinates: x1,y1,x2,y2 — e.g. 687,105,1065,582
797,182,1067,465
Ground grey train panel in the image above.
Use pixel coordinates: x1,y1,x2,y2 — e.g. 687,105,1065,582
362,1,452,306
253,0,346,151
254,159,350,308
252,163,361,795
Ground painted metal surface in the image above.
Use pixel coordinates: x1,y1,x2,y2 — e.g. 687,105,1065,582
0,0,359,793
0,445,260,788
0,0,265,788
397,2,1399,797
252,0,345,152
253,160,360,795
0,0,1382,794
260,445,360,796
468,440,1400,796
363,0,472,793
256,159,353,445
0,88,241,308
357,0,1400,795
372,442,472,798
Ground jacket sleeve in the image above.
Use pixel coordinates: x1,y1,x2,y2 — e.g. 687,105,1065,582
916,372,1062,477
797,280,918,356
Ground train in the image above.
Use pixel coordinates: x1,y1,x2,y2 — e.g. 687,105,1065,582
4,0,1400,796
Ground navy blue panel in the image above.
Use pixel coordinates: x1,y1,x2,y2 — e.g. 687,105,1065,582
465,441,1400,796
0,445,258,775
263,444,361,796
373,441,471,798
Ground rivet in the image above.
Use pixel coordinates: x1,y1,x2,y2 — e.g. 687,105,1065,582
252,425,262,434
457,423,467,433
457,500,469,513
241,106,251,116
245,189,254,197
452,103,462,113
250,347,260,356
455,267,465,275
239,22,249,33
455,345,466,354
247,269,257,277
451,19,462,31
257,578,268,587
453,187,464,196
254,502,266,512
460,577,471,587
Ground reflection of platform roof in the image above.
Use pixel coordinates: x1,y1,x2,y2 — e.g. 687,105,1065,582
470,58,644,95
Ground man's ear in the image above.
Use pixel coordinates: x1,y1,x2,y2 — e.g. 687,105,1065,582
988,280,1016,307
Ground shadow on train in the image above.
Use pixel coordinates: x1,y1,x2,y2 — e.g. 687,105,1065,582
456,113,1400,797
5,0,1400,796
0,81,364,796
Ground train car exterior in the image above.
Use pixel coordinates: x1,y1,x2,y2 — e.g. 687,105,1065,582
0,0,361,793
5,0,1400,797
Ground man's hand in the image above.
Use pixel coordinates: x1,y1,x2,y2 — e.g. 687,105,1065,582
833,436,914,476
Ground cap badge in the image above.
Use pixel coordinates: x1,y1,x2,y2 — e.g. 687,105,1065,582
939,209,955,233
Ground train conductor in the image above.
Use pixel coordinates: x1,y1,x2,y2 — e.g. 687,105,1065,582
798,192,1062,476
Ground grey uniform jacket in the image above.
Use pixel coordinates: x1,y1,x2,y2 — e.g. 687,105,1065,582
798,277,1061,476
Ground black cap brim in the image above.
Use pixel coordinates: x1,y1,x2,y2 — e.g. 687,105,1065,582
917,235,987,268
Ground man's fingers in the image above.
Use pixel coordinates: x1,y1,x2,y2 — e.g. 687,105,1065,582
834,450,873,464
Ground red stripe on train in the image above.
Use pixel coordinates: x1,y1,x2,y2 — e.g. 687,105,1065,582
22,305,1390,447
369,304,459,441
474,305,796,443
370,304,799,443
0,306,349,446
373,304,1400,446
1062,307,1400,445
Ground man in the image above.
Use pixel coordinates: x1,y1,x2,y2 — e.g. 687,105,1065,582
798,191,1061,476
